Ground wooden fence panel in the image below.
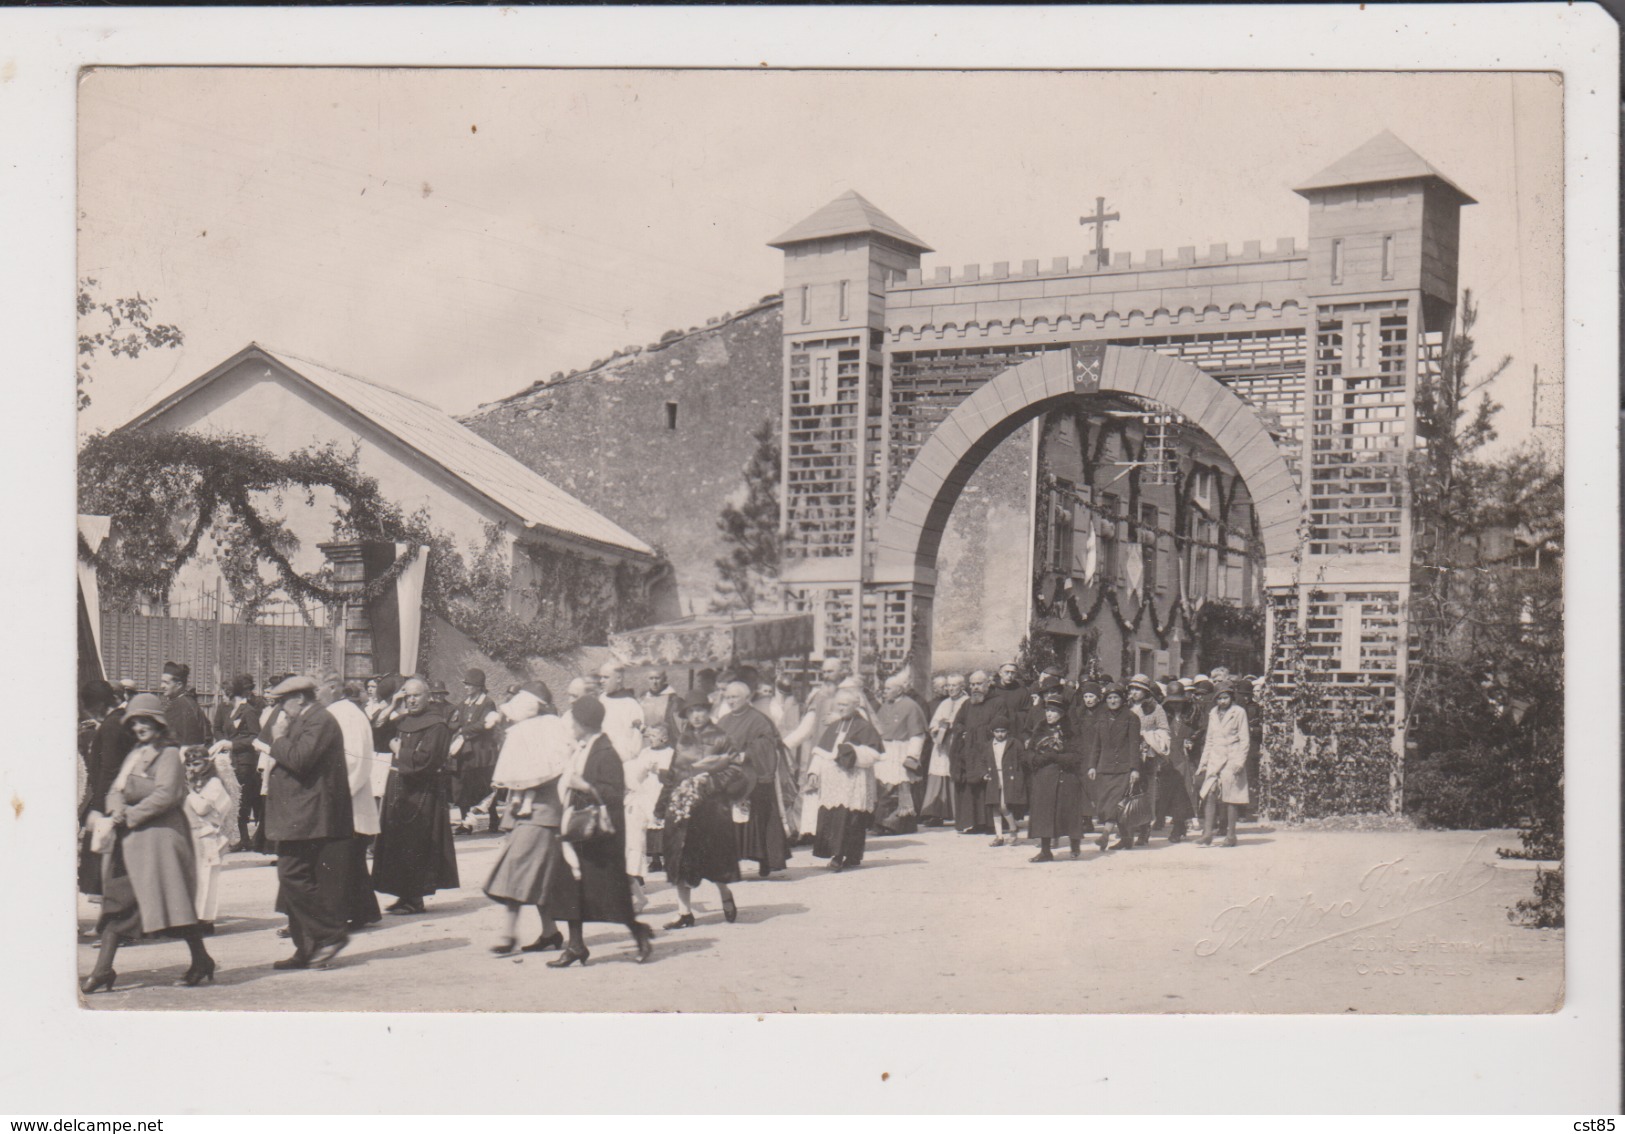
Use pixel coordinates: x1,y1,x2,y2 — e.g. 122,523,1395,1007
101,611,336,701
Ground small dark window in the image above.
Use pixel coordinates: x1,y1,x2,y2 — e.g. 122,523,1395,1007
664,401,678,431
1331,238,1345,284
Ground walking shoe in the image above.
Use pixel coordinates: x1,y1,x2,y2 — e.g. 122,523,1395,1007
989,836,1006,847
307,936,349,969
1029,850,1054,863
272,954,310,971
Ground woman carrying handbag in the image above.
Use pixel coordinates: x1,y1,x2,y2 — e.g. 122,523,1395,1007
539,695,655,967
1089,683,1144,852
81,694,218,993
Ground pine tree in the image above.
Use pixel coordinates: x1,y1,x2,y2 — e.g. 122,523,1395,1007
1403,292,1563,900
712,420,782,613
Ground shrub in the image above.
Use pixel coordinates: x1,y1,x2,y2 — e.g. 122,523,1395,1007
1508,865,1563,928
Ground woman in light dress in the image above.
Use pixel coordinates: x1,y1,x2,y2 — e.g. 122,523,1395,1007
483,680,574,955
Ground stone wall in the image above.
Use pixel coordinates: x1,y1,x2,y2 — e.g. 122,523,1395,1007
465,299,1036,665
463,302,785,613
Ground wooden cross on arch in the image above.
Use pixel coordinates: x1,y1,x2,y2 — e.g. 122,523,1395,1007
1080,196,1119,269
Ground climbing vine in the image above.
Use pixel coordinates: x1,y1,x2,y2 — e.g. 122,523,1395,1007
78,428,669,664
1258,594,1396,822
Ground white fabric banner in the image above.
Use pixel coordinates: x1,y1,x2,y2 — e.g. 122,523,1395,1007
395,543,430,677
1125,538,1145,598
77,514,111,671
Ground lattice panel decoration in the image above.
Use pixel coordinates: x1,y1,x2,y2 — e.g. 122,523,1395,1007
1260,586,1403,819
886,345,1038,499
859,587,914,680
786,337,864,559
1113,329,1308,479
783,584,859,665
1307,301,1409,556
863,349,885,575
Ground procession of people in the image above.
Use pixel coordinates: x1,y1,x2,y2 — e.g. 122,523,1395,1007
76,653,1266,993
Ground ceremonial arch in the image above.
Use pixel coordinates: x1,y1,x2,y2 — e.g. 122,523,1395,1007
872,344,1301,593
767,131,1479,814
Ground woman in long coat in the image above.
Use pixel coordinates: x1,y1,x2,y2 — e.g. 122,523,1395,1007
540,696,655,966
483,681,570,954
371,680,460,914
1195,683,1251,847
661,695,743,930
1025,694,1085,861
1069,682,1104,836
1089,684,1144,852
79,680,131,896
81,694,217,993
1128,675,1190,845
1163,682,1202,839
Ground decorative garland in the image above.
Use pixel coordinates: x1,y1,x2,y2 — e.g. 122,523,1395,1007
78,428,668,664
78,433,423,606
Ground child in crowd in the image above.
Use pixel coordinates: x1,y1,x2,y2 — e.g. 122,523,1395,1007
181,744,236,927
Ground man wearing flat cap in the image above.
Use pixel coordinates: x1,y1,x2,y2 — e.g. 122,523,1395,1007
263,674,354,969
451,668,501,834
160,661,212,747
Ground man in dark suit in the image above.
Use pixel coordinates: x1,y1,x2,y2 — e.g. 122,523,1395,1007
450,668,501,833
263,674,355,970
160,661,212,747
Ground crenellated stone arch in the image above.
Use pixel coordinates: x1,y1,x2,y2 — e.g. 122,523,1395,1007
873,343,1302,590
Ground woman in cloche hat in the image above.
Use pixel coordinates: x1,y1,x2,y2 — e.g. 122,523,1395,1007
81,694,219,993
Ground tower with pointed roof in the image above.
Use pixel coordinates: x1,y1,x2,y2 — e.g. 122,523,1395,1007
770,191,932,668
760,132,1478,816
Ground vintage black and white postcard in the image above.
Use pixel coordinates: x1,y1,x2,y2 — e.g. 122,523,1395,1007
5,3,1617,1116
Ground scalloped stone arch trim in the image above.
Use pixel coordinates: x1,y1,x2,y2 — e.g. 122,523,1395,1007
873,343,1302,588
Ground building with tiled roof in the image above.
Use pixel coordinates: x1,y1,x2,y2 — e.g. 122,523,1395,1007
117,344,674,683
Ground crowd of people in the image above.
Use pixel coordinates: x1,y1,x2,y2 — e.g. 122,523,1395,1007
75,655,1266,993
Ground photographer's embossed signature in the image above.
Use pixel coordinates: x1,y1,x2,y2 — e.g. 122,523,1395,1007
1194,835,1496,974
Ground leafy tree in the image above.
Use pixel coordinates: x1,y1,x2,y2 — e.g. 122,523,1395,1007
712,420,782,613
1403,293,1564,905
77,278,185,410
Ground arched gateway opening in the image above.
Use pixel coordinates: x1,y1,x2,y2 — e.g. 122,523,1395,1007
872,343,1302,680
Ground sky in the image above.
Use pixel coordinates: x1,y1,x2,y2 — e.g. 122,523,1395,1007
77,68,1563,448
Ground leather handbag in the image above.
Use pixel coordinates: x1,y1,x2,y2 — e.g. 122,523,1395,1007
561,785,615,843
715,753,759,802
1117,784,1150,831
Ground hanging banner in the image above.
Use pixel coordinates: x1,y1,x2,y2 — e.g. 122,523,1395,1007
77,515,112,671
1124,541,1145,599
395,543,430,677
1081,527,1099,584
